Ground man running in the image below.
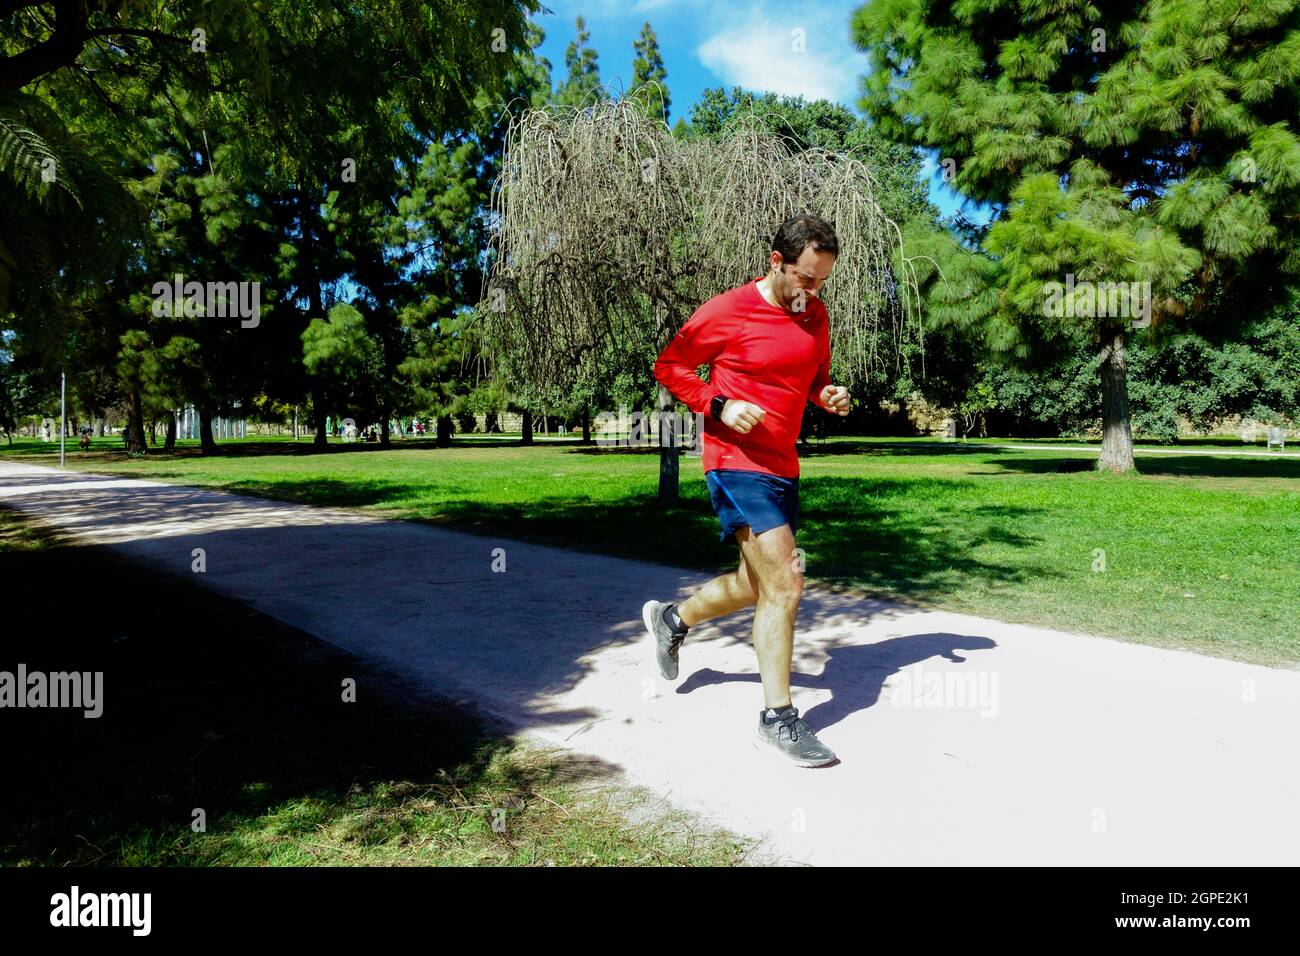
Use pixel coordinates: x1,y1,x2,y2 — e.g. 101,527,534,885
642,213,851,767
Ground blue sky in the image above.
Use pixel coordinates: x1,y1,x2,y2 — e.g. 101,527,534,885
531,0,992,224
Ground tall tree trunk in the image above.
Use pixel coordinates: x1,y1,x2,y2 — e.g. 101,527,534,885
149,419,158,446
198,408,218,455
654,303,681,500
657,384,679,501
1098,330,1136,473
380,414,391,448
311,383,328,449
126,390,147,453
581,406,591,444
521,409,533,445
164,412,177,452
436,415,452,447
299,189,330,451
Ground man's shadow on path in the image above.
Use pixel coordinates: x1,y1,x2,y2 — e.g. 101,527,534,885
675,633,997,733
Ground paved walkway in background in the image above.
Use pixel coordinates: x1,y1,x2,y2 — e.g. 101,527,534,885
2,459,1298,865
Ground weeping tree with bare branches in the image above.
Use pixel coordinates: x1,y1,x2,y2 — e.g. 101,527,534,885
479,97,921,500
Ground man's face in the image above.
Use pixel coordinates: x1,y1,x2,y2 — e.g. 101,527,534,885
769,244,835,313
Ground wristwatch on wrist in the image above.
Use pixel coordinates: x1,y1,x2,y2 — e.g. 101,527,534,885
710,395,729,421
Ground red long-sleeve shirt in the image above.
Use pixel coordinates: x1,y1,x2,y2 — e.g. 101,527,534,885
654,277,831,479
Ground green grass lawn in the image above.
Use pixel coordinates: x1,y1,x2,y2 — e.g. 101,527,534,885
0,509,751,866
5,434,1297,667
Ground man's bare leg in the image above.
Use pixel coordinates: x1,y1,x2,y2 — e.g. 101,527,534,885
672,524,803,708
676,547,759,627
735,524,803,710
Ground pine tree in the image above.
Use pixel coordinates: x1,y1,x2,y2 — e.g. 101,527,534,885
854,0,1300,472
554,16,603,108
629,22,671,123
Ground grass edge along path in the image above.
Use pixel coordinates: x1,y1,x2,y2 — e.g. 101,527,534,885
0,506,763,867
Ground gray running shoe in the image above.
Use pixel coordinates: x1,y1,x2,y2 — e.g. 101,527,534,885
642,600,687,680
753,706,837,767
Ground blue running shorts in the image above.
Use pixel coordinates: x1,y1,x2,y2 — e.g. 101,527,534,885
705,468,800,545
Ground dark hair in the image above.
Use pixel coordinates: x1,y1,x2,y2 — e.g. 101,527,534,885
772,213,838,265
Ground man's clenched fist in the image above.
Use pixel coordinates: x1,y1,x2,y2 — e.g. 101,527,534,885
720,399,766,434
818,385,851,416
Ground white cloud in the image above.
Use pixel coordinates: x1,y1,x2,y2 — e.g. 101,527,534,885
695,2,866,104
